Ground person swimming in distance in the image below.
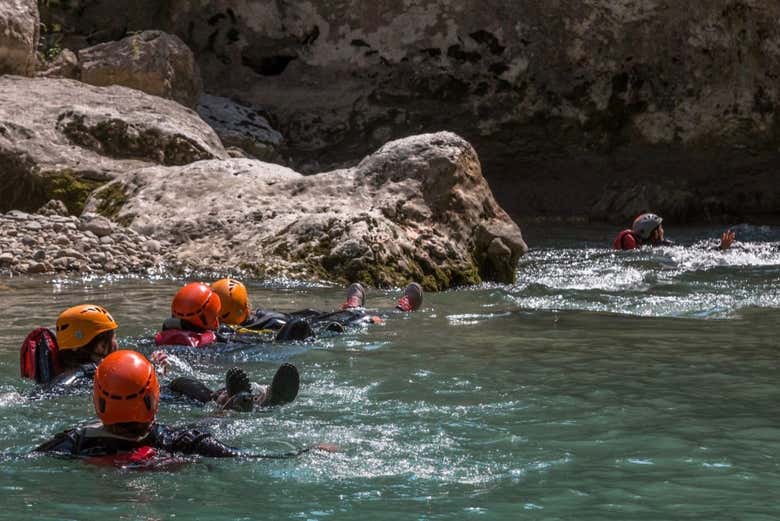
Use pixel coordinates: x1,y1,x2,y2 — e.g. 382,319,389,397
613,213,735,251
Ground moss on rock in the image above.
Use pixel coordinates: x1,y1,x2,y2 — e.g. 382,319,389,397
92,182,129,219
39,170,104,215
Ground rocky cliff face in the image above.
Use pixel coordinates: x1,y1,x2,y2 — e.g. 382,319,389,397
41,0,780,222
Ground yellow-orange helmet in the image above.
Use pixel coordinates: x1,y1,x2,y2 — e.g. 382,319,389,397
211,278,250,325
56,304,118,351
93,350,159,426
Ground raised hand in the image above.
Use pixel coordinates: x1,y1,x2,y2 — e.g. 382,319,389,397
719,229,736,251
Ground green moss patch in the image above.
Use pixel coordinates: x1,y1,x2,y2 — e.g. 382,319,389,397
92,182,129,219
39,170,104,215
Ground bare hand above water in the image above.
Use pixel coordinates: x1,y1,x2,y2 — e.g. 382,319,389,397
718,229,736,251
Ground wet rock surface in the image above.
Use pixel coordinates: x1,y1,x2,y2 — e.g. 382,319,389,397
84,132,527,289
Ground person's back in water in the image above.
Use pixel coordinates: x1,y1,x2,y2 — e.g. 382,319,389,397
36,421,239,458
36,351,335,465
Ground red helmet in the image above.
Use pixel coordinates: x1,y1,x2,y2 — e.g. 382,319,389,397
93,350,159,426
171,282,221,330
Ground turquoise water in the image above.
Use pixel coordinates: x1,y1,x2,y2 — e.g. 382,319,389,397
0,225,778,520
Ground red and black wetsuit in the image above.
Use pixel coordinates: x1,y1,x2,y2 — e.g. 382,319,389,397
35,422,240,458
154,318,224,348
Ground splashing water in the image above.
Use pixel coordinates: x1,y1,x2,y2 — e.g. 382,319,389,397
0,224,778,520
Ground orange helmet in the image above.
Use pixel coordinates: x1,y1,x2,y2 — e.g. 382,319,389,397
93,350,159,426
56,304,118,351
211,278,250,325
171,282,221,330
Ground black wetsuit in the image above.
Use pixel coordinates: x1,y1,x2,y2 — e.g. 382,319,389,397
229,307,378,341
35,422,239,458
26,363,97,398
242,307,375,330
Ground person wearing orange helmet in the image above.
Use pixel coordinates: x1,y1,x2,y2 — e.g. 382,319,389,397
154,282,224,348
35,350,242,459
19,304,119,389
212,278,424,342
35,351,335,464
211,277,251,326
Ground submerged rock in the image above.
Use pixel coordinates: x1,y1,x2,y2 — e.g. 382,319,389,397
0,0,38,76
85,132,527,289
0,76,227,214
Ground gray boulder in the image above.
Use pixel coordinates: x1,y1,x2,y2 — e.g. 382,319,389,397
0,76,227,214
78,31,203,108
85,132,527,289
42,0,780,221
0,0,38,76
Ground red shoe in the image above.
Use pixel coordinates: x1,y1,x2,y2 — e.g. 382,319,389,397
341,282,366,309
395,283,423,312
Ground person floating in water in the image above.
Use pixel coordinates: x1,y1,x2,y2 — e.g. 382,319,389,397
154,282,224,348
21,304,169,393
35,351,328,465
612,213,735,251
20,304,119,390
212,278,424,342
155,279,424,347
169,364,299,412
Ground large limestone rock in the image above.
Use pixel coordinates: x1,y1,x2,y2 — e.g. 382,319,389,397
85,132,527,289
0,0,38,75
0,76,227,214
78,31,202,108
40,0,780,221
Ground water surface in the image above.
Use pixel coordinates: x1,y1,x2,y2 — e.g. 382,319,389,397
0,225,778,520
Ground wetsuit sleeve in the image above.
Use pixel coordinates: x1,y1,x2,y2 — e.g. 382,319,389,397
154,425,241,457
34,430,79,455
42,364,96,395
241,309,292,330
